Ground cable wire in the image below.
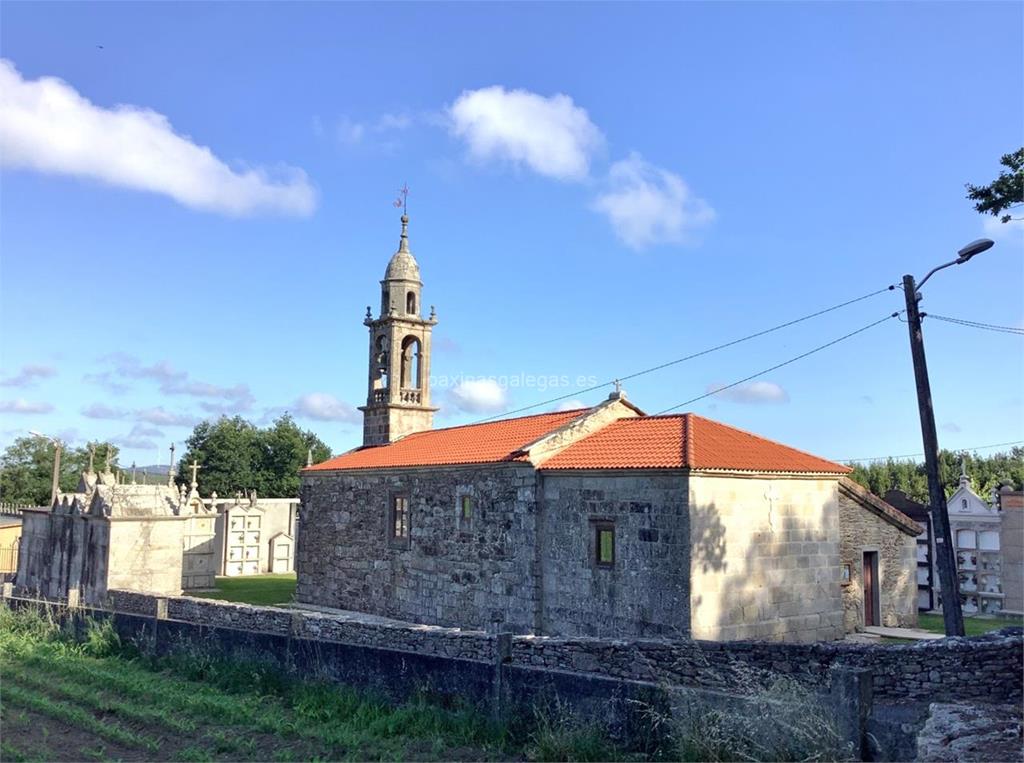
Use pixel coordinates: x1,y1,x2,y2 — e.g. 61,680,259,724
840,440,1024,463
925,313,1024,336
655,312,900,415
474,285,897,423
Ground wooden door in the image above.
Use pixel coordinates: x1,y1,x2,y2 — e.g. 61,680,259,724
863,552,879,627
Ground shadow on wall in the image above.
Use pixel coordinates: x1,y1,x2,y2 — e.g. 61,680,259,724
689,501,727,634
690,481,839,642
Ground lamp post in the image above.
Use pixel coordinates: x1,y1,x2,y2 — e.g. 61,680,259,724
28,430,62,507
902,238,994,638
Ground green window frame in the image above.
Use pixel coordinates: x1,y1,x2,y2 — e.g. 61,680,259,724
595,522,615,567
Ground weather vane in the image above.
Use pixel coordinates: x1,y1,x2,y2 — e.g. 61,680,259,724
393,183,409,214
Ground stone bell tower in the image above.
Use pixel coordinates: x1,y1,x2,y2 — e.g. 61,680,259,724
359,214,438,446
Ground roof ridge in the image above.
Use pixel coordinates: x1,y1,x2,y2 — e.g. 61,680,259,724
404,407,588,436
688,412,847,471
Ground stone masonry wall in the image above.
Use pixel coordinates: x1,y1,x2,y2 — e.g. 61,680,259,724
838,491,917,632
539,471,689,638
297,464,539,632
687,474,845,642
509,629,1023,704
105,589,496,661
34,588,1023,706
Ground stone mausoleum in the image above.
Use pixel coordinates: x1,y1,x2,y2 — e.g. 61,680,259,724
296,216,921,642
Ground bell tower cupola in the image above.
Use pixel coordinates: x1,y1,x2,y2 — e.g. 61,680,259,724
359,214,438,446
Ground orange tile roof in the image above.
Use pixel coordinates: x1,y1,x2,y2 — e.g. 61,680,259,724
306,409,850,475
540,414,851,474
305,409,586,471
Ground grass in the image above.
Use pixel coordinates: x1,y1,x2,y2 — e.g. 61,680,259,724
918,612,1024,637
0,602,630,762
191,572,297,606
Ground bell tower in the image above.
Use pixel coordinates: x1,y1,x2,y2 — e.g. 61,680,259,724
359,214,438,446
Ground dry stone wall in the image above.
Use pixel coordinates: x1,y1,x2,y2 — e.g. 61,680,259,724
92,589,1024,705
510,630,1023,704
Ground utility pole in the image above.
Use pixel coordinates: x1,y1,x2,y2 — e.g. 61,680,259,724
902,274,964,637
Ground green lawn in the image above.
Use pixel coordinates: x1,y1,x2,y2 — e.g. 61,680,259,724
917,612,1024,637
191,573,297,606
0,603,621,762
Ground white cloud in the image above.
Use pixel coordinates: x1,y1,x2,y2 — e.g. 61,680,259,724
294,393,360,423
553,399,588,412
336,117,366,146
0,398,54,414
448,86,603,181
448,379,509,414
111,424,165,451
0,58,316,216
705,381,789,405
81,402,128,420
593,152,714,250
136,407,198,427
982,215,1024,240
0,364,56,388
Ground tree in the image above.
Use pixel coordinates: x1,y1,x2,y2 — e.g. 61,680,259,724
260,414,332,498
176,415,332,498
0,437,119,506
847,447,1024,503
966,148,1024,223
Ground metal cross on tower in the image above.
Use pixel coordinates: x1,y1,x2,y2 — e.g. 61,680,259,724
393,183,409,214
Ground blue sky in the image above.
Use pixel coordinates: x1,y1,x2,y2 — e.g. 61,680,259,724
1,1,1022,470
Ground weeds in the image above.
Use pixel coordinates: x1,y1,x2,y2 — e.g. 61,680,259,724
1,601,679,762
670,675,856,762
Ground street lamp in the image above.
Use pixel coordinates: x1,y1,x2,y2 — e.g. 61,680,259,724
28,430,62,507
901,237,994,638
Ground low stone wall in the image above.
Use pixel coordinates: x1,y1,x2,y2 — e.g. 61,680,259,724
510,630,1023,704
105,589,496,662
15,586,1024,707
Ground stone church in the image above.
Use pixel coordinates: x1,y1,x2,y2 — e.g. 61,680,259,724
296,216,920,642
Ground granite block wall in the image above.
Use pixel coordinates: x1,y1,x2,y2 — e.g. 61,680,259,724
538,472,689,637
297,464,539,632
687,475,844,642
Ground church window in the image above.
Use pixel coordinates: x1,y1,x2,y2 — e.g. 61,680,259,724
406,291,417,315
961,498,968,510
390,495,410,543
594,522,615,567
456,494,474,530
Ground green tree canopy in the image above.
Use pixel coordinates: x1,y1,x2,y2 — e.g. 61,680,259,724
848,447,1024,504
176,415,332,498
0,437,119,506
966,148,1023,223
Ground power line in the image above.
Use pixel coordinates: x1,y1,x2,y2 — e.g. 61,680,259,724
841,440,1024,464
926,313,1024,336
655,312,899,415
474,285,897,423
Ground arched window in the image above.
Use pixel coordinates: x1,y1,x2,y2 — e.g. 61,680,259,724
401,336,421,389
382,289,389,314
406,291,417,315
374,336,388,389
961,498,968,509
